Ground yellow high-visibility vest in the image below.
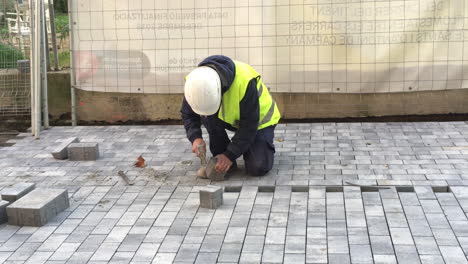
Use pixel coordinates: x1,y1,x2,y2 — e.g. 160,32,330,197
218,60,281,129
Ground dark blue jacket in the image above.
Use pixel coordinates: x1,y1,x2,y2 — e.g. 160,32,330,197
181,55,260,161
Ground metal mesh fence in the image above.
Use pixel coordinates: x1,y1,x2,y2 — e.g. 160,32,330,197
70,0,468,94
0,0,31,117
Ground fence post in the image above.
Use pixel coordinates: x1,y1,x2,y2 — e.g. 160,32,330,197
15,3,25,54
30,0,35,136
33,0,42,138
42,1,50,71
48,0,59,70
41,0,49,129
68,0,77,126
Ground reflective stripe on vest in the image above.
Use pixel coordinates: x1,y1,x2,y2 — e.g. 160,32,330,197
260,100,276,126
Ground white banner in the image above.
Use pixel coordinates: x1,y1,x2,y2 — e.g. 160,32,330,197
71,0,468,93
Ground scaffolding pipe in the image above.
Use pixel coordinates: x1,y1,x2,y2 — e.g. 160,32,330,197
41,0,49,129
29,0,35,136
43,1,50,71
68,0,77,126
15,4,25,54
48,0,59,70
34,0,41,138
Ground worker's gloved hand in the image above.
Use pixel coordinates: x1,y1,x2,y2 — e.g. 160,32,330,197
192,138,206,157
215,154,232,173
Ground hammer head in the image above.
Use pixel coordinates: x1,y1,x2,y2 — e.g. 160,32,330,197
205,157,226,181
197,144,207,165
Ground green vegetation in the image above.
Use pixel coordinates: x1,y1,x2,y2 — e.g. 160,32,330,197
51,13,70,69
54,0,68,13
0,43,24,68
0,26,9,41
54,13,69,48
50,50,70,68
0,6,70,70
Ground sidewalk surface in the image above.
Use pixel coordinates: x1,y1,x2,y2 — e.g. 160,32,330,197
0,122,467,264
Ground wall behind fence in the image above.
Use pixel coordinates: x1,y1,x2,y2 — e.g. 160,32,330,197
4,71,464,123
71,0,468,95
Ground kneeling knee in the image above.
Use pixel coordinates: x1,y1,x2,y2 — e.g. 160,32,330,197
247,164,271,176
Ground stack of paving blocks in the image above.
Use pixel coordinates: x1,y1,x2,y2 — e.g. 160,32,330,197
51,137,79,159
51,137,99,161
199,185,223,209
0,183,69,226
67,143,99,161
0,183,36,224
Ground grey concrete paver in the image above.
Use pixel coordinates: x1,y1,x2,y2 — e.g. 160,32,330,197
419,255,446,264
262,244,284,263
306,244,327,263
7,242,41,261
350,244,373,264
328,253,350,264
66,251,94,264
439,246,468,264
48,242,80,261
218,243,242,263
194,252,217,264
173,243,200,262
152,253,176,264
370,236,394,255
89,243,120,262
327,220,348,236
373,254,398,264
0,124,468,263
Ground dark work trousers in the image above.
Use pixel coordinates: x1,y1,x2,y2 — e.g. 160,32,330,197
201,116,276,176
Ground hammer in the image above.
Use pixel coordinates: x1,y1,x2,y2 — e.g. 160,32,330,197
196,144,208,178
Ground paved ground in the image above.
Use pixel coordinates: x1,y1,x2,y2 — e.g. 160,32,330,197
0,122,467,264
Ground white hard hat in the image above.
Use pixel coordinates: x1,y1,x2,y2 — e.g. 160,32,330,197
184,66,222,116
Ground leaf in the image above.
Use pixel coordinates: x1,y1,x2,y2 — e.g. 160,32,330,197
275,138,284,142
134,155,146,168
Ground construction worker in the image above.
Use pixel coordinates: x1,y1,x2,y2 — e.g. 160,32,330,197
181,55,281,176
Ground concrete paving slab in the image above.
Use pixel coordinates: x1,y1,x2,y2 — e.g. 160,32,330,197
199,185,223,209
0,200,9,224
0,123,467,263
6,189,69,226
1,183,35,202
51,137,79,159
67,142,99,161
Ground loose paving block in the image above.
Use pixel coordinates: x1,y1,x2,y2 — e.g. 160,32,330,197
199,185,223,209
205,157,226,181
0,200,9,224
51,137,79,159
6,188,69,226
1,183,36,202
67,143,99,161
